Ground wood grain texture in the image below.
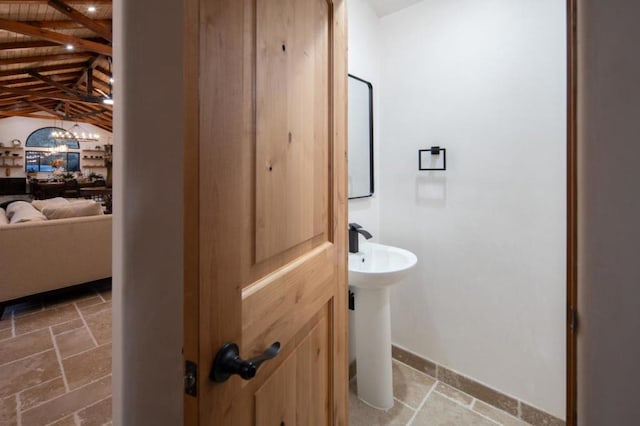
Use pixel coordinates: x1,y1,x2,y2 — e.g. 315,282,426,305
296,312,330,425
255,308,330,426
255,352,297,426
192,0,347,424
255,0,330,262
46,0,112,42
0,18,112,55
242,244,335,355
330,1,349,424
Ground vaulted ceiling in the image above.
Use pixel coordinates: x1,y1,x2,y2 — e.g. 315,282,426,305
0,0,112,131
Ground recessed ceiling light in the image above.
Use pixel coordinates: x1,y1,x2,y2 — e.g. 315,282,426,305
65,44,74,50
109,77,114,84
88,5,96,12
103,98,114,105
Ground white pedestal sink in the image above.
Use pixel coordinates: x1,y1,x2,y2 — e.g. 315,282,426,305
349,242,417,410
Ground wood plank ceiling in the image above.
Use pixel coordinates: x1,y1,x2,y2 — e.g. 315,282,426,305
0,0,112,131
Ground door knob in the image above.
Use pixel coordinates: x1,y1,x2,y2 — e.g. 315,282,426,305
210,341,281,383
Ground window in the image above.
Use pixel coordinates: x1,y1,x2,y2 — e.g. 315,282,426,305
25,127,80,149
24,127,81,173
26,151,80,173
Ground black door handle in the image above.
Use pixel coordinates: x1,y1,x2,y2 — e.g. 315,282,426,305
210,341,281,383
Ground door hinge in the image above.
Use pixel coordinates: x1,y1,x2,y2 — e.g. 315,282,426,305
569,307,578,333
185,360,198,397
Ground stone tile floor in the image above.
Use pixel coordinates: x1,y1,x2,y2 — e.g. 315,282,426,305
350,361,529,426
1,279,530,426
0,280,112,426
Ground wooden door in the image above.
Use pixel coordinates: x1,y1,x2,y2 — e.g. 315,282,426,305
184,0,348,424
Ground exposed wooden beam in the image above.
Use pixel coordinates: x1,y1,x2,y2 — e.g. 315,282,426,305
0,37,106,51
93,65,111,78
0,85,107,105
0,52,92,66
47,0,112,41
0,107,111,130
28,70,90,98
0,18,112,56
86,68,93,95
68,107,108,120
0,40,59,51
80,78,109,93
55,55,102,111
0,62,86,78
26,19,111,30
0,111,60,120
6,78,76,90
2,72,79,86
24,100,66,117
2,82,69,94
13,98,58,107
0,87,61,101
71,56,102,89
67,107,111,125
0,97,27,107
24,99,107,122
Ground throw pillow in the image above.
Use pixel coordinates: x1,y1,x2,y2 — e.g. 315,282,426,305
8,202,47,224
6,201,34,219
31,197,70,212
41,200,104,220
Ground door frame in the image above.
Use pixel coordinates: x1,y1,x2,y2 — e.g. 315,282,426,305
566,0,578,424
179,0,580,424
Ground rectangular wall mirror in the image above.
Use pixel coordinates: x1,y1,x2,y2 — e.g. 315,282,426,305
348,74,374,199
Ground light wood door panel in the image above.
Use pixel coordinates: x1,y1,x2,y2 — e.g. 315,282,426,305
184,0,348,424
255,0,330,262
255,309,330,426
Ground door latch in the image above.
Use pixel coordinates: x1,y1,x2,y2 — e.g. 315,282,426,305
185,360,197,396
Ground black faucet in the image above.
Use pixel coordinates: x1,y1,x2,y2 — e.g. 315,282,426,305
349,223,372,253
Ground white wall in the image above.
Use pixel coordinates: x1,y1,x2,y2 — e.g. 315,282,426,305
378,0,566,417
578,1,640,424
347,0,382,364
0,117,112,179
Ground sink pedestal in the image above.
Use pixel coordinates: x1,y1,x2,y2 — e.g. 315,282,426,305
348,242,417,411
353,286,394,410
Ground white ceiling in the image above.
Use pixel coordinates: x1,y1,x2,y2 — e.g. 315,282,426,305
367,0,423,17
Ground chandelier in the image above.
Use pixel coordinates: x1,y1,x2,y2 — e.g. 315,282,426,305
50,123,101,143
48,142,68,154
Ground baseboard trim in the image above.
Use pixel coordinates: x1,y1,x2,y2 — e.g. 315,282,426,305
391,344,565,426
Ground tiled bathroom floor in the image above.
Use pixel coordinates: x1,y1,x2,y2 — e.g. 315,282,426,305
0,281,112,426
2,280,529,426
350,361,529,426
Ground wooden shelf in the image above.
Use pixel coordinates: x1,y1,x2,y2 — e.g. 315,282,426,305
1,156,23,159
2,165,23,168
82,149,104,153
83,165,106,169
0,146,23,151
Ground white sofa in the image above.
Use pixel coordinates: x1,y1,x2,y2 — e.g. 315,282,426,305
0,203,112,304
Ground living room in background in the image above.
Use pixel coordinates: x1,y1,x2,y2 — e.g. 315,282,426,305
0,1,116,421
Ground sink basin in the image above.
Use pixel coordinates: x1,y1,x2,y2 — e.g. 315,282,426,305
348,242,417,289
